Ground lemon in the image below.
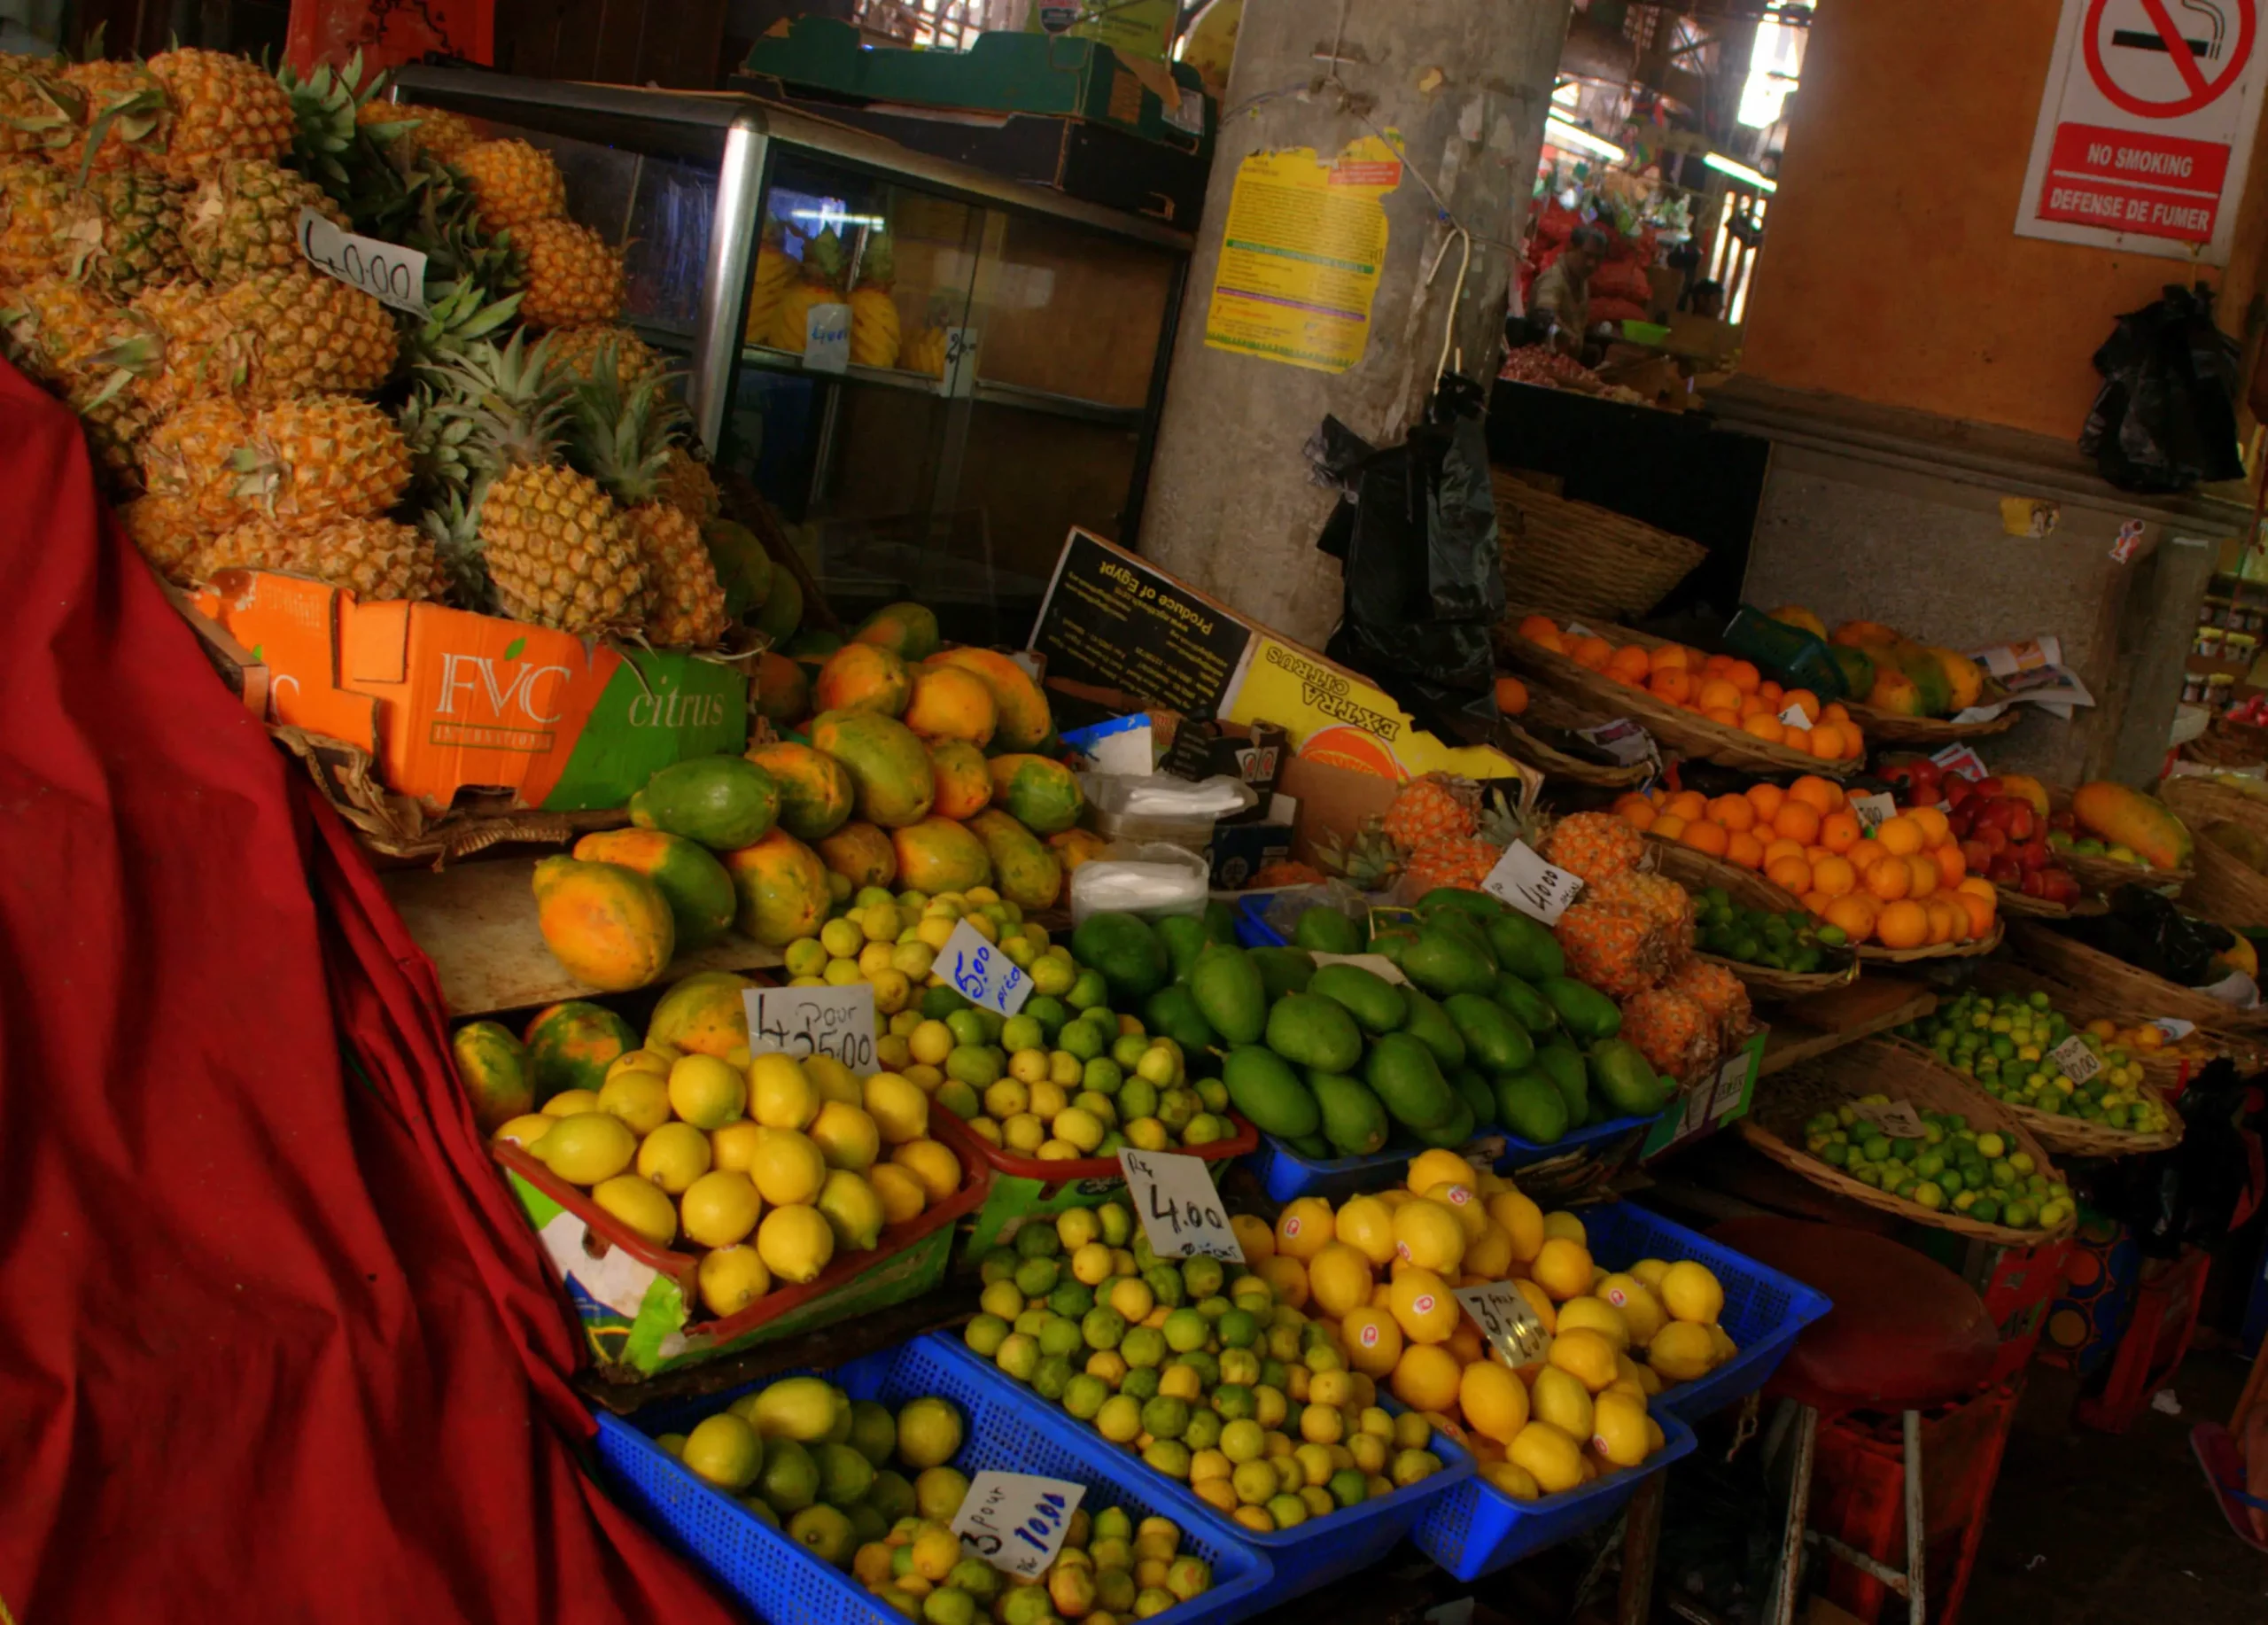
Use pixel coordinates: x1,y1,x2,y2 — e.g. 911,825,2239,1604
493,1112,555,1147
817,1169,887,1252
1274,1197,1336,1261
669,1054,748,1130
1529,1365,1594,1442
897,1396,965,1471
1548,1327,1621,1394
750,1127,829,1206
1629,1257,1672,1290
593,1173,680,1245
1305,1242,1376,1319
1528,1237,1595,1301
750,1054,820,1130
1708,1324,1740,1366
543,1088,602,1117
682,1412,765,1490
1480,1459,1542,1501
804,1054,863,1106
1591,1390,1651,1467
1231,1214,1275,1263
1487,1189,1546,1263
1597,1274,1666,1344
890,1139,961,1202
1332,1196,1397,1267
756,1203,837,1284
909,1020,954,1067
1512,1279,1558,1334
1660,1261,1725,1325
1386,1266,1460,1344
1646,1320,1715,1383
698,1244,772,1317
1387,1342,1463,1413
1616,1352,1661,1397
808,1100,882,1171
608,1047,673,1082
1457,1360,1530,1445
1556,1296,1631,1353
1507,1421,1584,1495
750,1375,842,1441
629,1121,706,1193
593,1069,672,1138
709,1119,763,1176
862,1073,929,1144
868,1162,929,1225
1542,1209,1588,1245
1461,1220,1515,1280
1420,1181,1489,1242
681,1169,764,1248
1405,1148,1476,1195
1391,1201,1466,1275
1338,1306,1403,1377
531,1112,637,1185
1256,1254,1309,1310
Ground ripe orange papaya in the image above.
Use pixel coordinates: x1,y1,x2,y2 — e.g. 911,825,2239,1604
572,828,736,948
892,816,994,895
931,646,1052,750
851,601,942,662
2070,781,2193,870
532,855,676,991
813,642,912,718
721,829,831,945
928,738,993,820
968,808,1062,909
746,739,857,842
902,663,997,747
645,969,757,1057
817,820,898,888
753,651,810,727
451,1020,532,1131
808,710,935,828
523,1000,641,1101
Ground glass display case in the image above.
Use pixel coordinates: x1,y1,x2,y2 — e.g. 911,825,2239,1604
389,70,1193,643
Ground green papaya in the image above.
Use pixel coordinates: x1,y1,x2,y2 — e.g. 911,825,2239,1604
1588,1038,1670,1117
1223,1046,1319,1139
1248,947,1316,999
1494,1070,1571,1145
1190,946,1268,1046
1309,1070,1390,1156
1485,912,1565,982
1292,906,1363,954
1443,992,1535,1075
1451,1066,1496,1127
1263,991,1364,1073
1490,973,1558,1035
1400,986,1469,1071
1410,1097,1478,1149
1364,1030,1456,1132
1418,887,1505,917
1307,963,1406,1035
1540,976,1622,1040
1143,985,1217,1053
1155,914,1211,984
629,756,781,851
1400,928,1498,999
1534,1039,1589,1123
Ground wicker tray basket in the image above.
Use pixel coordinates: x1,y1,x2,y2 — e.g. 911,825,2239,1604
1856,920,2004,963
1882,1035,2182,1159
1740,1040,2076,1246
1844,696,2019,747
2162,774,2268,843
2177,833,2268,932
1992,883,2106,921
1495,612,1860,779
1501,684,1653,789
2008,918,2268,1034
1949,962,2189,1149
1493,471,1707,626
1976,958,2264,1092
2043,783,2192,897
1647,839,1860,999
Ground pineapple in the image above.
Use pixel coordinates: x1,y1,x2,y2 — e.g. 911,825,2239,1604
1586,870,1697,960
218,269,398,402
516,220,625,329
454,137,565,235
849,228,899,369
900,324,949,377
743,218,801,343
1405,792,1527,892
0,56,74,161
1,273,129,385
198,515,445,602
1554,899,1666,999
141,397,254,530
75,376,163,498
1540,810,1645,885
1618,987,1718,1081
623,504,728,648
1663,959,1751,1046
0,159,68,284
184,159,349,285
145,49,295,181
1315,816,1404,891
59,170,191,299
360,100,480,165
53,58,169,177
229,394,411,525
547,324,664,387
111,281,252,409
768,226,846,353
117,492,212,580
656,447,719,524
1382,774,1477,851
569,350,725,648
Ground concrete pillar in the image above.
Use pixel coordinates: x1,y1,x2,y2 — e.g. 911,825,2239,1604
1139,0,1573,647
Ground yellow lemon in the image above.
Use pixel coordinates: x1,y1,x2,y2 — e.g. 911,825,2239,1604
750,1054,819,1131
1274,1197,1336,1261
1392,1200,1466,1275
1386,1266,1459,1344
607,1048,673,1082
1405,1148,1476,1195
1646,1417,1666,1453
1615,1352,1661,1397
1387,1342,1463,1414
1629,1257,1672,1291
749,1126,829,1206
1541,1210,1588,1246
1529,1237,1595,1302
709,1119,763,1176
1507,1420,1585,1495
1646,1320,1715,1383
1231,1213,1276,1262
861,1073,929,1144
1597,1274,1666,1345
1480,1459,1542,1501
1547,1327,1621,1394
636,1122,712,1193
756,1202,837,1284
868,1162,929,1225
1556,1296,1631,1353
1421,1181,1489,1242
1590,1390,1651,1468
1708,1325,1739,1366
680,1169,764,1248
808,1100,882,1171
889,1139,961,1202
804,1053,863,1105
595,1070,672,1138
543,1088,602,1117
1529,1365,1594,1442
1306,1241,1376,1319
593,1172,680,1245
697,1244,771,1318
1660,1261,1726,1325
1256,1254,1309,1310
493,1112,555,1147
530,1112,636,1185
1512,1279,1558,1334
1487,1189,1545,1263
1461,1220,1514,1281
1338,1306,1403,1378
1333,1195,1398,1268
669,1054,748,1130
1458,1360,1530,1445
816,1168,887,1252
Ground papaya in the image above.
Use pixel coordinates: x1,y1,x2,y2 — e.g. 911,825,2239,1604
1048,828,1110,875
451,1019,532,1130
1263,991,1363,1072
746,739,856,842
2070,781,2194,870
630,755,780,850
1309,1070,1389,1156
752,651,810,727
1400,986,1469,1071
1890,642,1952,717
988,754,1085,836
1307,962,1405,1034
1191,945,1268,1045
646,969,757,1057
1865,666,1928,717
816,820,897,888
967,808,1062,909
754,567,804,644
851,601,942,662
1069,913,1169,1002
902,664,997,748
571,828,736,948
813,642,913,718
931,646,1052,750
702,518,773,621
1768,605,1827,639
927,739,993,820
1831,620,1901,649
1364,1030,1456,1131
1444,992,1535,1074
809,711,936,828
1925,645,1984,712
1223,1046,1318,1139
720,829,831,947
1828,644,1875,703
532,856,675,991
524,1000,640,1101
892,816,994,895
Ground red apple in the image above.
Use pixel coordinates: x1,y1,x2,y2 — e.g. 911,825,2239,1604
2016,836,2052,872
1961,837,1994,872
1987,857,2024,886
1973,775,2005,800
1978,825,2011,856
2021,870,2048,898
1945,778,1976,810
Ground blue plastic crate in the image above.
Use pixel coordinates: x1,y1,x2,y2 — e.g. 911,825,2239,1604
594,1333,1275,1625
1578,1201,1831,1424
928,1333,1474,1603
1243,1136,1406,1202
1231,893,1287,949
1491,1110,1661,1171
1410,1408,1697,1580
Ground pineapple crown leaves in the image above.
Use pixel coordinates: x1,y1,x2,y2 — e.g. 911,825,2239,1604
398,381,477,503
415,486,495,610
400,276,524,374
429,326,573,473
1,62,84,157
276,51,384,187
563,343,685,508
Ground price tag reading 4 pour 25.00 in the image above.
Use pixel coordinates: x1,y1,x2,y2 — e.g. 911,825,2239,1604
1454,1280,1551,1365
1118,1148,1242,1262
941,919,1032,1016
951,1471,1086,1580
299,206,427,315
2049,1036,2101,1085
741,984,878,1075
1480,841,1584,925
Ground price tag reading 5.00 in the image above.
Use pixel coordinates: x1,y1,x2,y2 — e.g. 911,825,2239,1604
941,918,1032,1016
741,984,878,1075
1480,840,1585,925
1118,1148,1243,1263
1453,1280,1551,1365
951,1471,1086,1580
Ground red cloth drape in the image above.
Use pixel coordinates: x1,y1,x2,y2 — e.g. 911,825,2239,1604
0,358,741,1622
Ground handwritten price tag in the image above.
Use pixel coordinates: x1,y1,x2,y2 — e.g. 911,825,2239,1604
1576,718,1656,766
1779,702,1814,730
1118,1148,1242,1262
941,919,1031,1016
1850,1098,1927,1139
299,206,427,314
1850,791,1898,831
1453,1280,1550,1365
940,325,981,398
951,1472,1085,1579
2048,1036,2101,1084
2149,1017,2197,1042
1480,840,1584,925
742,984,878,1075
804,301,850,373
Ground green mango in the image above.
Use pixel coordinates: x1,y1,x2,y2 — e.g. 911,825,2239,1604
1142,985,1217,1053
1534,1039,1589,1122
1539,976,1622,1040
1443,992,1535,1075
1495,1071,1571,1145
1485,911,1565,982
1190,945,1268,1046
1248,947,1316,999
1291,907,1363,955
1588,1038,1669,1117
1223,1046,1319,1139
1364,1030,1456,1132
1307,963,1406,1035
1309,1070,1390,1157
1399,986,1469,1071
1263,991,1364,1073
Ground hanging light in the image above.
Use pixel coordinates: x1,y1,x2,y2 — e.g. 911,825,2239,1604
1545,117,1627,163
1703,152,1778,193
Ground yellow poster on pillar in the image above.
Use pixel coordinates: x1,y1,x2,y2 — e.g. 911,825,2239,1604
1202,136,1398,373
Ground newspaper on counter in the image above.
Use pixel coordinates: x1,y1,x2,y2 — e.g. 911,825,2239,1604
1965,635,2096,721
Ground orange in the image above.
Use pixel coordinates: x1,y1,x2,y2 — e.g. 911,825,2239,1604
1804,845,1837,867
1924,897,1961,944
1956,875,1995,902
1619,802,1657,832
1782,725,1813,756
1779,688,1821,724
1905,854,1938,898
1821,701,1852,726
1496,674,1529,715
1679,820,1730,858
1649,669,1695,705
1759,679,1784,706
1742,714,1787,745
1767,855,1814,894
1724,659,1761,694
1933,844,1966,885
1823,894,1877,943
1955,890,1996,939
1770,802,1821,844
1874,816,1922,857
1696,678,1742,714
1704,707,1743,727
1665,789,1708,821
1708,795,1757,833
1819,812,1860,853
1701,653,1735,678
1725,830,1766,870
1873,899,1928,949
1650,812,1688,842
1612,793,1651,819
1737,695,1771,721
1517,614,1561,642
1863,858,1911,902
1605,645,1652,685
1845,837,1887,873
1907,806,1951,845
1801,889,1836,916
1787,776,1843,815
1806,724,1845,759
1745,781,1786,820
1811,855,1856,898
1646,643,1692,673
1761,836,1806,868
1569,636,1614,671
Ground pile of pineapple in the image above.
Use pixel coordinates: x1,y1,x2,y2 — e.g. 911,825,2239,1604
0,46,764,648
744,214,953,377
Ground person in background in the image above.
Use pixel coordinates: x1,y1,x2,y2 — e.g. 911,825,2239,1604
1684,278,1726,320
1529,225,1609,354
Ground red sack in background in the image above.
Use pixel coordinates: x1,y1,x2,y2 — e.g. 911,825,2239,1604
1589,260,1655,305
1590,296,1652,326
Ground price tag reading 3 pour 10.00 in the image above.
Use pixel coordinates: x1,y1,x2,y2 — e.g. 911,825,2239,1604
951,1471,1086,1580
741,984,878,1075
1453,1280,1551,1365
940,919,1032,1016
298,206,427,315
1480,840,1584,925
2049,1036,2101,1085
1117,1149,1242,1262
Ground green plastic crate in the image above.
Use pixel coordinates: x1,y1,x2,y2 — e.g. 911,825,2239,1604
1722,605,1849,702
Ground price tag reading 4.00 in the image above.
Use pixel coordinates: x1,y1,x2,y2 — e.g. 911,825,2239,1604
951,1471,1086,1580
299,206,428,315
2048,1036,2102,1085
1118,1148,1242,1262
941,918,1032,1016
1480,840,1585,925
1453,1280,1551,1365
742,984,878,1075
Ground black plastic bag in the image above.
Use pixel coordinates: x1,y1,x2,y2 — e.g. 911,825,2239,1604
2065,885,2241,988
2079,283,2244,493
1313,374,1504,745
2079,1061,2267,1258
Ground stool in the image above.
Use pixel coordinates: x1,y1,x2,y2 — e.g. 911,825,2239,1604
1714,1217,1999,1625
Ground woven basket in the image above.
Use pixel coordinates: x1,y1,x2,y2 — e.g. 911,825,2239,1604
1856,921,2004,963
2045,783,2192,897
2163,774,2268,843
1502,684,1652,789
1740,1041,2076,1246
2008,919,2268,1034
1493,471,1707,626
1882,1035,2183,1159
1844,699,2019,747
1646,838,1860,999
1992,884,2106,921
1496,612,1860,779
2178,827,2268,931
1975,958,2264,1092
